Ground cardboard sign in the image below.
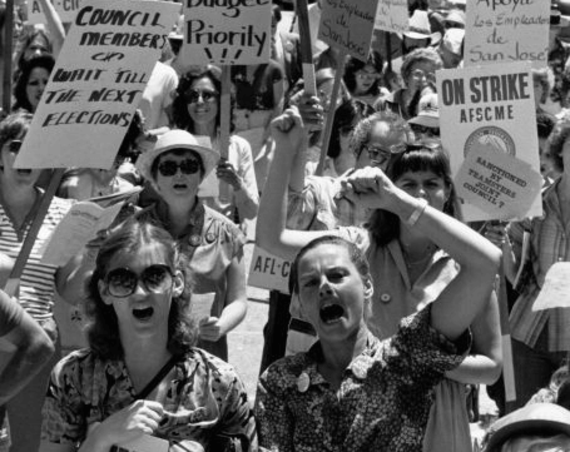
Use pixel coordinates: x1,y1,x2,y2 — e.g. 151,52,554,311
248,247,291,294
28,0,84,24
318,0,379,61
15,0,180,170
374,0,409,34
464,0,550,68
437,61,542,221
181,0,272,65
456,146,542,220
533,263,570,311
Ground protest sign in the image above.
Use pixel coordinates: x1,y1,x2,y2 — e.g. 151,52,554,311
437,61,542,221
318,0,378,62
464,0,550,68
532,263,570,311
248,247,291,294
181,0,272,66
456,146,543,221
14,0,180,170
374,0,409,34
28,0,84,24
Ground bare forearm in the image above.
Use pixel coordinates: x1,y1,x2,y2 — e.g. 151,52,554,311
218,299,247,336
445,354,502,385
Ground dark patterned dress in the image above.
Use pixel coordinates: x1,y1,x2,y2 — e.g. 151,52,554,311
41,348,257,451
255,307,470,452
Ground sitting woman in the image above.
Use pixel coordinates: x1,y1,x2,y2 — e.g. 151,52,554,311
135,129,247,360
40,217,257,452
254,108,501,451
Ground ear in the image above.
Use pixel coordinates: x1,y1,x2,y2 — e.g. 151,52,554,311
98,280,113,305
363,276,374,300
172,270,184,297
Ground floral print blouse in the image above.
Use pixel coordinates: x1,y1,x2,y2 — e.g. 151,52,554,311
41,348,257,451
255,307,470,452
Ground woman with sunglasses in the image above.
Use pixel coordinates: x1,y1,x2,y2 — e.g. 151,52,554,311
40,217,257,452
171,67,259,232
0,112,80,452
343,51,387,107
134,129,247,361
255,108,501,451
257,108,502,451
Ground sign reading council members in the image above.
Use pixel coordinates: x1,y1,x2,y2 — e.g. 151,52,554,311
182,0,272,65
436,61,543,221
14,0,180,170
464,0,550,68
318,0,379,62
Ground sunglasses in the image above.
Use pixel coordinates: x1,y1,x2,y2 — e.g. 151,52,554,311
185,89,218,104
157,159,201,177
411,124,440,137
7,140,22,153
104,264,174,298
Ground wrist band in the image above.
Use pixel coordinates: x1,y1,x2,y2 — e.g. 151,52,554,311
406,199,428,227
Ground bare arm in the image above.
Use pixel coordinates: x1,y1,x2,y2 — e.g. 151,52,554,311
37,0,65,58
0,297,54,405
257,108,333,261
445,290,502,385
343,168,501,341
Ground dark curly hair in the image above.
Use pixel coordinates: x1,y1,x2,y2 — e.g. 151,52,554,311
85,217,197,360
328,99,374,159
12,54,55,113
547,118,570,173
0,111,32,152
366,140,460,246
171,67,223,132
343,50,384,96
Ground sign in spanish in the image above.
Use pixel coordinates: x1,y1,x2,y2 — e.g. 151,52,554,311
464,0,550,68
456,147,543,220
248,247,291,294
374,0,409,34
15,0,180,170
532,263,570,311
28,0,84,24
318,0,379,61
181,0,272,66
436,61,543,221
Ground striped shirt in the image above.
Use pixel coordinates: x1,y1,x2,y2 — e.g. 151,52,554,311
509,179,570,351
0,193,72,320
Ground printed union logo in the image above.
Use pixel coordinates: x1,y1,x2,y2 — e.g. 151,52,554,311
464,126,516,158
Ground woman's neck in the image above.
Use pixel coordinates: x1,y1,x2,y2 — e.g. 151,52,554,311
320,324,369,372
122,333,171,391
193,122,217,139
399,223,434,254
166,197,197,232
0,180,37,209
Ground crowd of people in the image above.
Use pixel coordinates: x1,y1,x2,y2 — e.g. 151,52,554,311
2,0,570,451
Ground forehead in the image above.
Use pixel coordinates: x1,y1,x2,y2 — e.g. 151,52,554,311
396,169,442,182
190,76,215,91
107,242,169,271
410,60,437,72
158,149,199,162
298,244,354,273
29,67,50,79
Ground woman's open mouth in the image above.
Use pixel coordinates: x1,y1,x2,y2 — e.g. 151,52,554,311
132,307,154,321
320,303,345,324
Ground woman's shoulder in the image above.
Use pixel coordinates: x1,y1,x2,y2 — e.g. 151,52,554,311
203,205,245,239
184,348,244,384
51,348,99,382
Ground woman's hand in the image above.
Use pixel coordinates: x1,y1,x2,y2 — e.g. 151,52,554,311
198,316,224,342
216,160,243,191
289,92,324,130
340,167,401,210
270,107,306,153
483,221,510,248
82,400,164,450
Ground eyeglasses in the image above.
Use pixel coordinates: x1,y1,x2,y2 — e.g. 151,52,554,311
7,140,22,153
356,70,379,79
410,69,436,82
364,145,398,164
157,159,201,177
104,264,174,298
185,89,218,104
410,124,440,137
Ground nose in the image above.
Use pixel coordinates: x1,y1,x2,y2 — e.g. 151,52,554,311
318,277,333,298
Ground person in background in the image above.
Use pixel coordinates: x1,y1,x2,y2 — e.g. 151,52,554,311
443,9,466,30
271,4,302,98
401,10,442,56
12,54,54,114
171,67,259,231
537,112,559,185
0,253,55,452
408,92,440,140
485,117,570,410
343,51,385,107
375,48,443,121
532,66,557,118
546,3,570,116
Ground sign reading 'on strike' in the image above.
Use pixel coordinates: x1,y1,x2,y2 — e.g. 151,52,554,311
15,0,179,170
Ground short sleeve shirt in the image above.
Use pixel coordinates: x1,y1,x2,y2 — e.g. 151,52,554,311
255,306,471,452
41,348,258,450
